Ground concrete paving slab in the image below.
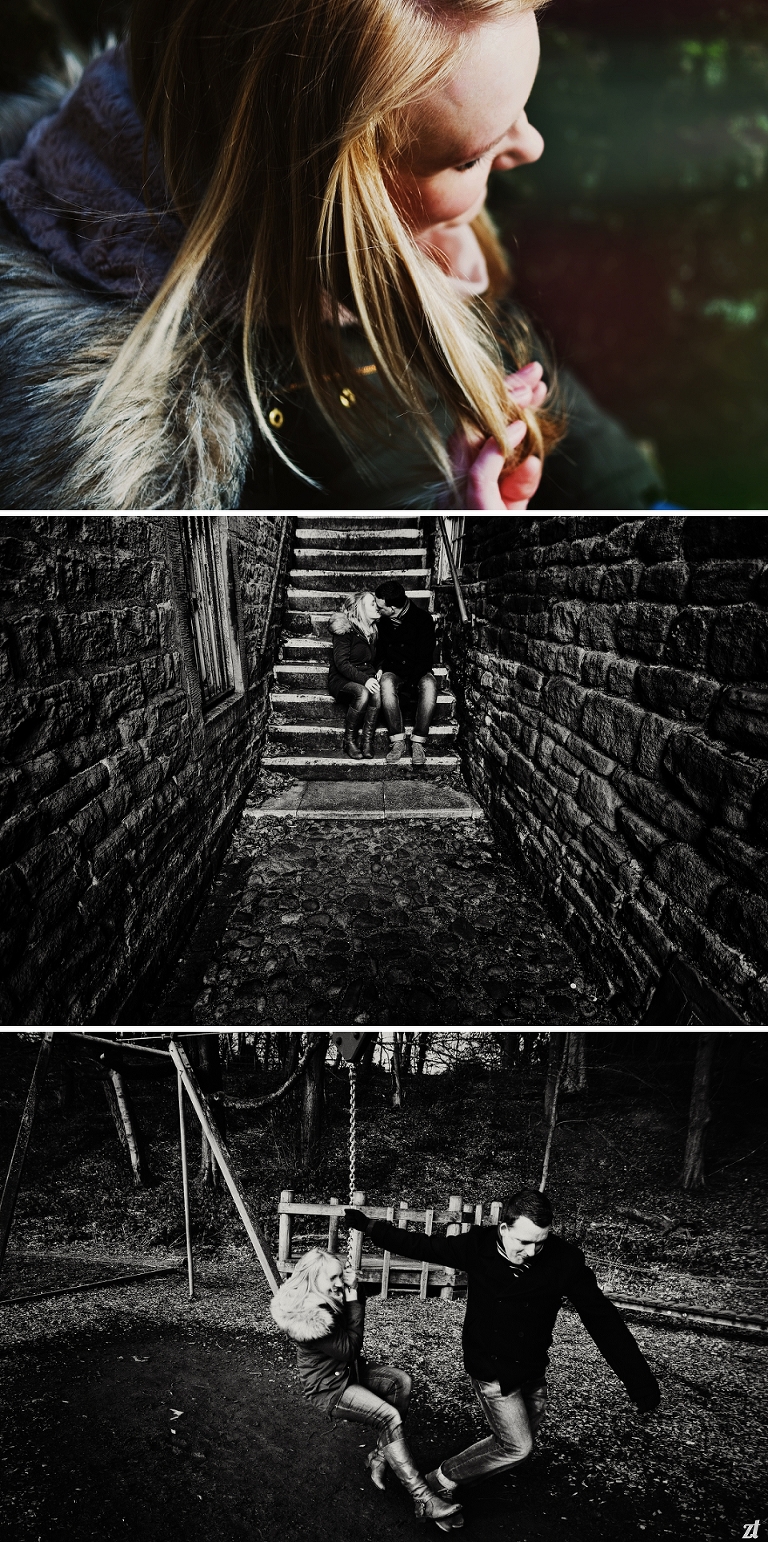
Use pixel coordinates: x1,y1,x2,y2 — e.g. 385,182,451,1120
384,783,482,819
244,784,307,818
300,782,385,813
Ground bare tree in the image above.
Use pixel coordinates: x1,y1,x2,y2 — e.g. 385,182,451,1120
401,1034,413,1075
301,1034,330,1170
281,1033,301,1078
682,1033,718,1189
198,1034,227,1187
562,1032,587,1096
391,1034,405,1108
101,1065,151,1186
415,1033,431,1076
357,1034,378,1079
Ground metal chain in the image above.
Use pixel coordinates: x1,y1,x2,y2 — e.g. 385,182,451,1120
346,1063,357,1268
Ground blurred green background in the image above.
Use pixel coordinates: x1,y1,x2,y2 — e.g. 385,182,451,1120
490,0,768,508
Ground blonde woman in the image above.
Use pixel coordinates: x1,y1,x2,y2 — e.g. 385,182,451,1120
270,1248,462,1529
0,0,564,510
328,591,382,759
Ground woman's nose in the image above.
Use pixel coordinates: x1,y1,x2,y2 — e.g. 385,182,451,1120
491,114,544,171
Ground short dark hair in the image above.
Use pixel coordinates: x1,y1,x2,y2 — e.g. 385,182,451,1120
375,580,407,607
501,1189,553,1229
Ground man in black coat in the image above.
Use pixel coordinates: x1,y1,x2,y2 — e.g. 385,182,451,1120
374,579,438,767
346,1188,660,1514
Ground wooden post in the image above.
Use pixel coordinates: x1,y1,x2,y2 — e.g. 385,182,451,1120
440,1194,463,1300
177,1070,194,1300
278,1190,294,1275
419,1208,434,1300
169,1040,282,1293
0,1032,53,1275
380,1206,395,1299
349,1189,366,1274
682,1034,718,1189
473,1203,483,1226
328,1197,339,1255
490,1201,502,1227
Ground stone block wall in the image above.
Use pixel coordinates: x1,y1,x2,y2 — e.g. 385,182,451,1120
443,515,768,1023
0,514,293,1025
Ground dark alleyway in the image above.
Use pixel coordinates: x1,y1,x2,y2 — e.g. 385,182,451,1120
143,789,616,1028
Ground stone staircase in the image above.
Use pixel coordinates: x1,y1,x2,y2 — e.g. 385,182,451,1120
265,515,462,782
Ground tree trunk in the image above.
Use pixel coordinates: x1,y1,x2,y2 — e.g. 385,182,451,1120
101,1068,150,1186
391,1034,404,1108
401,1034,413,1075
198,1034,227,1188
544,1033,567,1122
282,1033,301,1078
357,1034,378,1079
57,1060,75,1112
562,1032,587,1096
415,1033,431,1076
682,1034,718,1189
301,1034,329,1170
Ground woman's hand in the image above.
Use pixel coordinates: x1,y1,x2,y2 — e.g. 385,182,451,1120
451,418,542,510
343,1266,360,1299
448,361,546,511
365,676,381,699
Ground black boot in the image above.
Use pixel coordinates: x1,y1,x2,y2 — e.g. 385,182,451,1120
360,699,379,759
343,702,364,759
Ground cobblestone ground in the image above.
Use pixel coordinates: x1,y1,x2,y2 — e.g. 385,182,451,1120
151,775,617,1028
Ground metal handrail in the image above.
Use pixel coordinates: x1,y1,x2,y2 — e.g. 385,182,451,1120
259,514,292,657
437,516,471,625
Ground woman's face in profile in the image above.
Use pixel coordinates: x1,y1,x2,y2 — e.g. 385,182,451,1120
389,8,544,235
317,1256,345,1305
360,592,381,626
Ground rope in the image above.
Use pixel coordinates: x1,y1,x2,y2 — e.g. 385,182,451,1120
346,1063,357,1269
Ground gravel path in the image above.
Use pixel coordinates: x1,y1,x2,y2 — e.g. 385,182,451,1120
149,776,617,1027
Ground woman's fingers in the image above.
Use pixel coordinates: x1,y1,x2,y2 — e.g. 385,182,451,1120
464,420,527,509
505,361,547,409
498,453,542,510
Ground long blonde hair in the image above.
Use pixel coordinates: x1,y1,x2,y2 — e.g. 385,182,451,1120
83,0,557,495
271,1248,340,1316
343,591,378,641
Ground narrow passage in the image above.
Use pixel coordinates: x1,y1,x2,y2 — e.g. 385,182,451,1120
150,778,616,1027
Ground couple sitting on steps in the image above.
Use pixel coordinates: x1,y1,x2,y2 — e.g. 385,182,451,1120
328,580,437,765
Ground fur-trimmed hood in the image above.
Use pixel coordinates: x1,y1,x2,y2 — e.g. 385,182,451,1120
0,64,253,510
269,1288,337,1343
328,613,356,636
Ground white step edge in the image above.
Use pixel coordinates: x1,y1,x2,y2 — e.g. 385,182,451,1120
289,569,430,580
270,691,454,705
269,723,458,737
245,806,479,821
287,591,432,603
273,663,448,675
264,754,459,768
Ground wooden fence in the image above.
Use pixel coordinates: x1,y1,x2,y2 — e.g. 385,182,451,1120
278,1190,501,1300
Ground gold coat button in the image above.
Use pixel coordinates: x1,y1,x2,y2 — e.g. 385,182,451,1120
268,407,284,428
339,388,356,408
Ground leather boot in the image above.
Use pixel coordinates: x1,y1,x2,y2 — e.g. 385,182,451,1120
366,1449,387,1490
382,1436,462,1530
360,698,379,759
343,702,364,758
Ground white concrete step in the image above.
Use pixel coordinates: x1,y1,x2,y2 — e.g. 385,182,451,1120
294,547,427,569
246,780,481,820
287,590,433,614
290,568,430,590
262,753,460,782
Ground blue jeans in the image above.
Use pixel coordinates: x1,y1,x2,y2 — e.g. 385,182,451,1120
379,671,438,739
331,1363,412,1450
441,1377,547,1485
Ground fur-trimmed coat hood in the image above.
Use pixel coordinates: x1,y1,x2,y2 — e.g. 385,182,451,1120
269,1288,336,1344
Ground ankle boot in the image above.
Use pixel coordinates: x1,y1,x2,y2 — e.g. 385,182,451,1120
343,703,364,758
382,1436,462,1530
360,699,379,759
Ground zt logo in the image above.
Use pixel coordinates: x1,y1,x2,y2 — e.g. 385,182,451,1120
743,1525,760,1540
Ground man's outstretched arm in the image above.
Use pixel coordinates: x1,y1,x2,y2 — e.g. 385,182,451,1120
345,1208,474,1269
566,1258,661,1411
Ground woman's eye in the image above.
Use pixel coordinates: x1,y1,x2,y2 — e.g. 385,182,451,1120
456,158,480,172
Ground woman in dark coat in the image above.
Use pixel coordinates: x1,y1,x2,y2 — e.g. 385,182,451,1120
270,1247,462,1529
328,591,382,760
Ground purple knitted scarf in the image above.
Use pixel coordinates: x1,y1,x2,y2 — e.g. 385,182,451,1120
0,45,185,300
